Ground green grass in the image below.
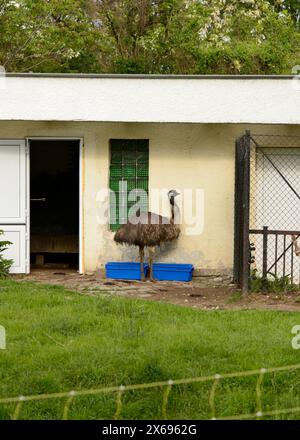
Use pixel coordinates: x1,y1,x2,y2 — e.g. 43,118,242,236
0,279,300,420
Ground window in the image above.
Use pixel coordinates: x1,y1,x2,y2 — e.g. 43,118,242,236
109,139,149,231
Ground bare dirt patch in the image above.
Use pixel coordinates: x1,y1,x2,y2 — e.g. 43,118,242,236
15,269,300,312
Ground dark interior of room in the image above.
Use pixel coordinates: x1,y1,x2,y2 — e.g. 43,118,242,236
30,140,79,269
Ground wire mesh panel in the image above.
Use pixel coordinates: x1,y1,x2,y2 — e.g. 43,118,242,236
249,135,300,284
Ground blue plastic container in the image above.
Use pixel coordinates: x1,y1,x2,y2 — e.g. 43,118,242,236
152,263,194,282
106,262,148,281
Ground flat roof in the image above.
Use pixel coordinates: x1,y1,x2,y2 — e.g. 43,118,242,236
4,73,296,79
0,75,299,124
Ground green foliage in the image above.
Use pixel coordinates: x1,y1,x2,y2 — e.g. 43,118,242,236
269,0,300,24
0,231,13,278
250,270,299,293
93,0,300,74
0,0,101,72
0,0,299,74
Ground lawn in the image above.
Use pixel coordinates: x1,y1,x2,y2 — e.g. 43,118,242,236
0,279,300,420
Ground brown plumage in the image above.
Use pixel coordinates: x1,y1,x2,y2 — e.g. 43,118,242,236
114,190,180,280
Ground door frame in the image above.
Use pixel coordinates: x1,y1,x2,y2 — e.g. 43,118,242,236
26,136,84,274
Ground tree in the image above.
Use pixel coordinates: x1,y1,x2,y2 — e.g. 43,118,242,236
89,0,300,74
0,0,299,74
185,0,300,74
269,0,300,25
0,0,101,72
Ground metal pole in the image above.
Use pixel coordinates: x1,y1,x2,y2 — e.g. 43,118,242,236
233,139,242,284
262,226,268,279
241,131,251,295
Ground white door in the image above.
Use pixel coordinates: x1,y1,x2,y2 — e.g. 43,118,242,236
0,140,29,273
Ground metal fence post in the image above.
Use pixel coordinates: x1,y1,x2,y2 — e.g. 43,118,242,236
241,131,251,295
262,226,268,279
234,131,251,294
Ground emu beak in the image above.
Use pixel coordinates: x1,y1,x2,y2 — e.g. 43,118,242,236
174,191,180,197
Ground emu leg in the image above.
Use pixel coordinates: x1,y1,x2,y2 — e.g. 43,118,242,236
139,247,145,281
148,247,156,282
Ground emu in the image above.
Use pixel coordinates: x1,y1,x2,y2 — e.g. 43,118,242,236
114,190,180,281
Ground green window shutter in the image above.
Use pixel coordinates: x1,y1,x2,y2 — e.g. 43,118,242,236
109,140,149,231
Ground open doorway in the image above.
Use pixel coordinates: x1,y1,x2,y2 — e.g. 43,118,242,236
30,140,80,270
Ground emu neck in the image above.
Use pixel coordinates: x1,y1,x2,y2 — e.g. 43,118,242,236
170,199,180,224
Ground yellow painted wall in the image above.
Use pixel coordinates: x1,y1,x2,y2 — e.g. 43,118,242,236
0,121,300,274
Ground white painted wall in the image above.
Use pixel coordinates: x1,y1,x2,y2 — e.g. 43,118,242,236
0,76,299,124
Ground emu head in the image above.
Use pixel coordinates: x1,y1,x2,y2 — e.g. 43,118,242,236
168,189,180,205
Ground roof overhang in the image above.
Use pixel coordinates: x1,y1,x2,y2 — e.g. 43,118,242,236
0,74,299,124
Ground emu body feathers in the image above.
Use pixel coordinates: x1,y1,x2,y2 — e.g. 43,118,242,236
114,212,180,248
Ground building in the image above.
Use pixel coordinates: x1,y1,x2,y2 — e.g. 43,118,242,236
0,74,299,281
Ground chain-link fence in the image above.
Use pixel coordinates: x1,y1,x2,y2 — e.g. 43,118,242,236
249,135,300,285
